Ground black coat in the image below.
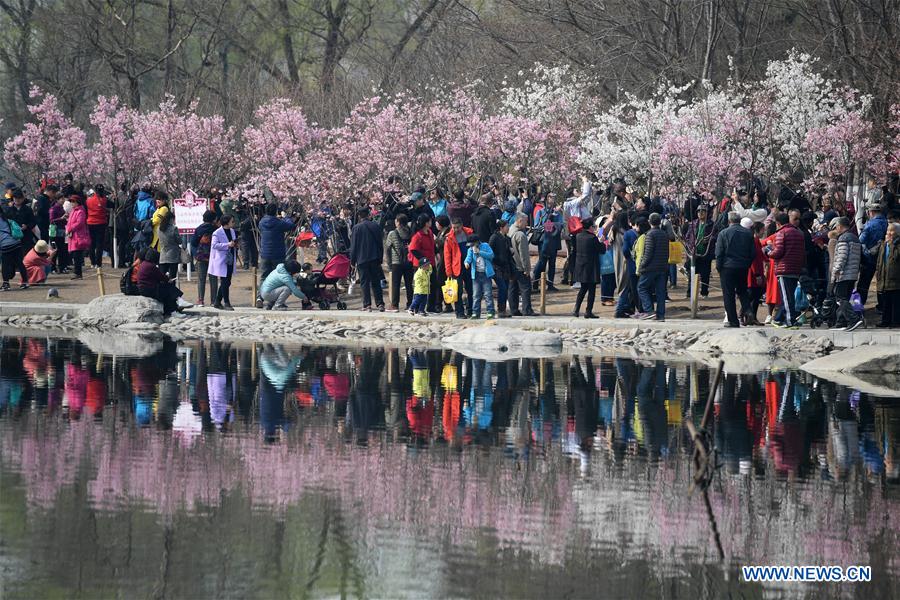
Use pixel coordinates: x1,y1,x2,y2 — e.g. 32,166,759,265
349,219,383,265
573,230,605,284
639,227,670,274
489,231,513,276
471,206,496,243
714,224,755,271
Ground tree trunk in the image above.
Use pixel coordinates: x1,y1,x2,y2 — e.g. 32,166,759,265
379,0,442,90
164,0,176,94
320,0,349,94
276,0,300,88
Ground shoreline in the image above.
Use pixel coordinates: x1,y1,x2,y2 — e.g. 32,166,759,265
3,300,899,368
1,300,898,347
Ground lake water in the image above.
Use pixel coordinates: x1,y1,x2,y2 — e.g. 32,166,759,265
0,334,898,599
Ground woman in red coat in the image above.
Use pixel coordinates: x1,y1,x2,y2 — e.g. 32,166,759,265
65,195,91,280
85,185,114,268
746,222,767,325
762,232,781,324
407,214,436,310
407,214,436,267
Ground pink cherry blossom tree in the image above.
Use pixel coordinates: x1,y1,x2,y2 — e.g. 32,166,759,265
89,95,145,194
131,97,242,196
3,86,98,187
240,98,323,202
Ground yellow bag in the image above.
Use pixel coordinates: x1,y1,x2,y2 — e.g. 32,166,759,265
668,240,684,265
442,278,459,304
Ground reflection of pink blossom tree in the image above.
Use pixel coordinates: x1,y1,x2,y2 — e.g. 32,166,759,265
3,414,899,571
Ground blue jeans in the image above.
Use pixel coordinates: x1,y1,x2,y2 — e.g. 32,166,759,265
472,272,494,316
410,293,428,313
638,271,668,319
668,264,677,287
493,274,509,313
532,253,556,285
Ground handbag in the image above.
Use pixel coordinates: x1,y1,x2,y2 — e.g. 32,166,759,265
9,220,23,240
180,247,192,264
794,283,809,311
849,289,864,313
442,278,459,304
529,229,543,246
599,248,615,275
566,216,583,235
668,240,684,265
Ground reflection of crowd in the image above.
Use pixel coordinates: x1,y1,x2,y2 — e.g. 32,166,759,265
0,337,897,482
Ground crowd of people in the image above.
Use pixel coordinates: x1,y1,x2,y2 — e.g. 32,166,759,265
2,171,899,330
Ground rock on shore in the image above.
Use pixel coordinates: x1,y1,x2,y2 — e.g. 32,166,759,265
78,294,164,328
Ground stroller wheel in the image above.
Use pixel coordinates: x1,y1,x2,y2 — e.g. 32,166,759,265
337,301,347,310
319,300,329,310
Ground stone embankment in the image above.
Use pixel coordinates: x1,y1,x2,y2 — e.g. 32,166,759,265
0,295,841,365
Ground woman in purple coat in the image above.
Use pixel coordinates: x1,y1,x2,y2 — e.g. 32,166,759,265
208,215,237,310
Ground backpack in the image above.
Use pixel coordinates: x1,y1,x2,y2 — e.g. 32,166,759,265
120,265,139,295
195,232,211,261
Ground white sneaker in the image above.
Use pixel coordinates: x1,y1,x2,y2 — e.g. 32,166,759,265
169,312,188,318
764,315,772,325
723,315,729,324
176,298,194,309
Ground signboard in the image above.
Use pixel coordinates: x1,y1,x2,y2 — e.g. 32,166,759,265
173,189,208,234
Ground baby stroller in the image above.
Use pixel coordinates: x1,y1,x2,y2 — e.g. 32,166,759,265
798,275,835,328
303,253,351,310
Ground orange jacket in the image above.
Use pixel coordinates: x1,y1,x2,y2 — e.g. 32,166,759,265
443,227,473,277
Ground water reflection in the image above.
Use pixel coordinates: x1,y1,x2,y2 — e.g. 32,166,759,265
1,335,899,598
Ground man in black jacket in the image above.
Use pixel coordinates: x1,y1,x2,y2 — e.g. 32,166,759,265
715,212,755,327
7,188,38,248
637,213,671,320
489,219,513,317
34,185,56,242
471,194,496,243
349,206,385,311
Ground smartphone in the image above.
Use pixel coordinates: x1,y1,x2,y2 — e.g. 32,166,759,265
50,241,57,250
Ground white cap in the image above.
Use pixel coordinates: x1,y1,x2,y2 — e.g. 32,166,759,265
740,217,753,229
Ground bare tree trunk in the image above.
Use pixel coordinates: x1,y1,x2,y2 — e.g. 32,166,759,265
164,0,176,94
0,0,37,115
276,0,300,88
320,0,349,94
701,0,721,81
379,0,443,89
220,42,230,123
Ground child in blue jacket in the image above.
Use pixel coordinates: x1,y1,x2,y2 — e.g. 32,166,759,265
463,235,495,319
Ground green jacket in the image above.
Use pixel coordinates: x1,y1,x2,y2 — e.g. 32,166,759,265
875,240,900,292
